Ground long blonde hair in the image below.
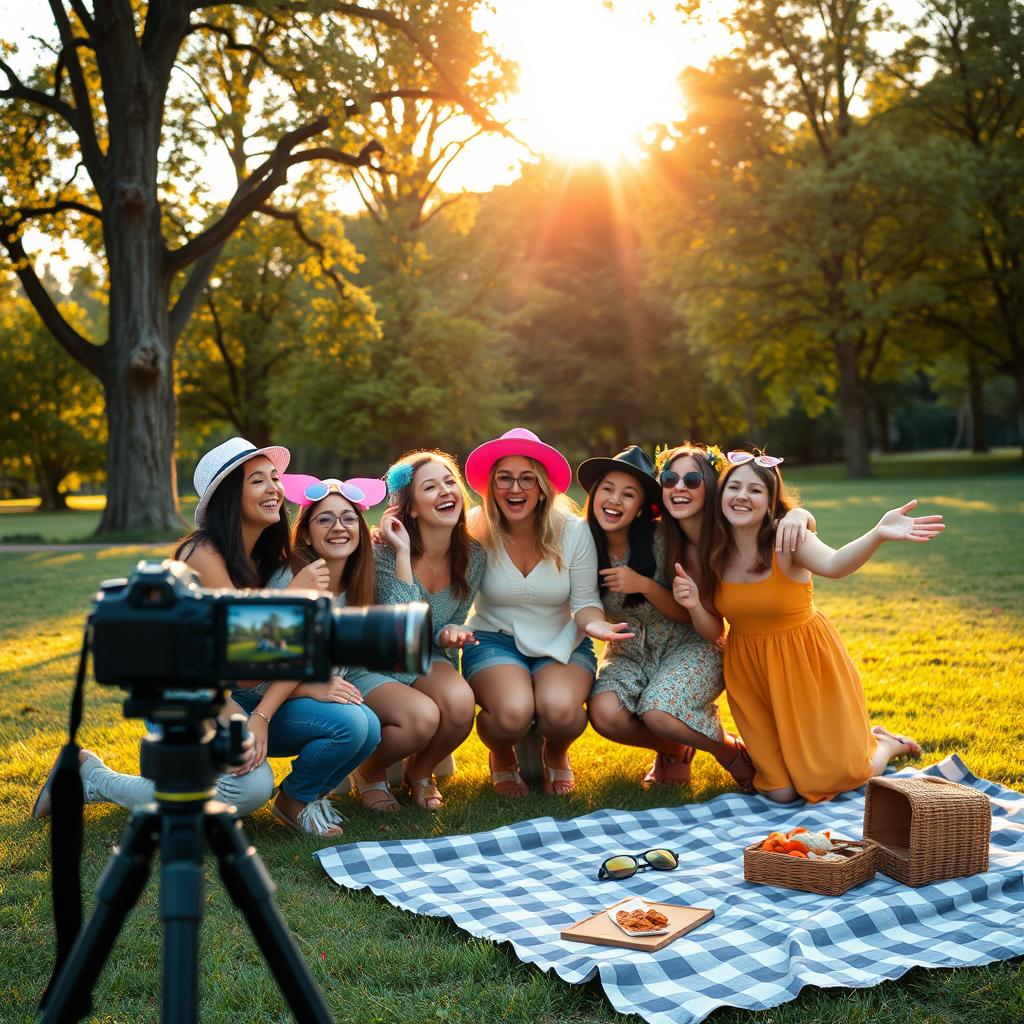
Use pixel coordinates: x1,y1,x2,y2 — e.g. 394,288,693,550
479,457,578,571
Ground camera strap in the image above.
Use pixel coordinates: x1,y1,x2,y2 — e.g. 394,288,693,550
40,625,90,1015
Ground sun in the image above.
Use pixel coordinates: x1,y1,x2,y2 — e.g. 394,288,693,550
481,0,720,167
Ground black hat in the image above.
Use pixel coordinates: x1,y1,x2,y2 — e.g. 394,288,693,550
576,446,662,509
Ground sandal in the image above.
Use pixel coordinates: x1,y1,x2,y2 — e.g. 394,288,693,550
403,771,443,811
642,748,695,788
350,768,401,813
488,751,528,799
272,795,344,838
718,737,756,794
541,748,575,797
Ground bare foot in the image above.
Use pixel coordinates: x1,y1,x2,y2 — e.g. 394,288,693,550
871,725,922,774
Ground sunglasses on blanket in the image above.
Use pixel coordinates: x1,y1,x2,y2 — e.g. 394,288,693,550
597,848,679,880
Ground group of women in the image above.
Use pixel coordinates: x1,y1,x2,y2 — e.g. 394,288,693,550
34,428,944,837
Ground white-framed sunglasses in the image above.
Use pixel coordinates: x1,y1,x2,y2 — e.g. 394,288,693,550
726,451,784,469
303,478,366,504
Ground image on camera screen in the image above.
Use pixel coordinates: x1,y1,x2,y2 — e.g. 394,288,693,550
225,604,306,665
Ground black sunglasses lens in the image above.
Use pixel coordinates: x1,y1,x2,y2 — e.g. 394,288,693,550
660,470,679,488
682,472,703,489
645,849,679,870
601,856,638,879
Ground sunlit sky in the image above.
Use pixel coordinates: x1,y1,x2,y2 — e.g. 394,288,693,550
6,1,919,277
7,1,730,196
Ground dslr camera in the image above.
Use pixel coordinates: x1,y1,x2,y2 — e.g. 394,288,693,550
90,560,432,692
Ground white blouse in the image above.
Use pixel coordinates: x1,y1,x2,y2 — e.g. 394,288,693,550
466,512,602,663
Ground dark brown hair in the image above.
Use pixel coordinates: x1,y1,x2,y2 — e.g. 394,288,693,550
709,458,796,590
657,443,719,594
289,496,376,607
583,473,659,609
387,450,474,599
175,462,291,587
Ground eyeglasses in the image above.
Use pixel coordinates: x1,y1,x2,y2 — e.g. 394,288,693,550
597,848,679,880
494,472,538,491
304,478,367,504
726,451,784,468
312,511,361,530
659,469,704,490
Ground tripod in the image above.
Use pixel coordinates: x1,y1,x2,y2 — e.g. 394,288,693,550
40,710,334,1024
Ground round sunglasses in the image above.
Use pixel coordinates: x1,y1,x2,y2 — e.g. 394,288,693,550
659,469,704,490
597,848,679,880
304,478,366,504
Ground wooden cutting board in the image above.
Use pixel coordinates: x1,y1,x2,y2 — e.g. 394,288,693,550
561,897,714,951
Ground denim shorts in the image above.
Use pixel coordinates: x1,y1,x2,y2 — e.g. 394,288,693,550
461,629,597,680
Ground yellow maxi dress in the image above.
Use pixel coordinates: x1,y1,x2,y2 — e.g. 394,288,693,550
715,559,877,802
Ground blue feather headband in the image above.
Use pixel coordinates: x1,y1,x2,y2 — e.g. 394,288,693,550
385,463,414,494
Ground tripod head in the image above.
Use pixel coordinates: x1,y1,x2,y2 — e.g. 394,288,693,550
125,688,249,808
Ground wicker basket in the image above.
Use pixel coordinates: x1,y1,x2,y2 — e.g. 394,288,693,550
743,839,877,896
863,776,991,887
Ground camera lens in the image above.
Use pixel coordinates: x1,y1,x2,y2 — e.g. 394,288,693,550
330,602,432,676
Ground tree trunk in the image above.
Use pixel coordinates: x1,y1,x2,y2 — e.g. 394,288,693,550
966,348,989,454
36,463,68,511
95,67,183,536
833,336,872,478
872,394,894,454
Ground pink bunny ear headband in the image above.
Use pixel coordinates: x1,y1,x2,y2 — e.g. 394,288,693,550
281,474,387,511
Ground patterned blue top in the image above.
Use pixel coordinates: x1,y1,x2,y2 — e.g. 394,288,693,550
373,540,487,682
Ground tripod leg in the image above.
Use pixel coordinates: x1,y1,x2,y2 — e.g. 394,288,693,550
40,810,160,1024
159,807,208,1024
206,812,334,1024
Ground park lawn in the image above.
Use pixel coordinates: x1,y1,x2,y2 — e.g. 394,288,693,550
0,455,1022,1024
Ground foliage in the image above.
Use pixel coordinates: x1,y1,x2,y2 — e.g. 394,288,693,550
0,275,105,509
0,1,507,532
881,0,1024,448
177,201,379,449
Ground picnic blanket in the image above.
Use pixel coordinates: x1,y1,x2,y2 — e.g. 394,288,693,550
314,756,1024,1024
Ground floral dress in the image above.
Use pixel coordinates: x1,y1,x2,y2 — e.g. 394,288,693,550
590,533,724,741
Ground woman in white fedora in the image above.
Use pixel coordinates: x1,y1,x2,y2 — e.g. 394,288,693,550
34,438,382,838
462,428,634,798
33,437,310,824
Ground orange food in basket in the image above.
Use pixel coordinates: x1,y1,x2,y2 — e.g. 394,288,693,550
760,827,834,856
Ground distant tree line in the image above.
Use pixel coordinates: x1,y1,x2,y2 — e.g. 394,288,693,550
1,1,1020,521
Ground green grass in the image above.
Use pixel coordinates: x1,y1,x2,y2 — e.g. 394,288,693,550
1,454,1023,1023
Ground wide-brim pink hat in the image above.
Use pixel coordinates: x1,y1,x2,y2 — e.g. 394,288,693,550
464,428,572,495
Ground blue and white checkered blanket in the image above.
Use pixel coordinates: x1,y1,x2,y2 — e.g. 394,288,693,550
315,756,1024,1024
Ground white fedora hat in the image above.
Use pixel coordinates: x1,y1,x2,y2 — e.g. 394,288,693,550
193,437,291,526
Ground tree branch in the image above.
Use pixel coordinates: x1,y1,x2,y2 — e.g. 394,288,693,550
166,118,380,274
0,229,104,378
257,204,349,300
17,200,103,221
0,57,79,127
47,0,107,190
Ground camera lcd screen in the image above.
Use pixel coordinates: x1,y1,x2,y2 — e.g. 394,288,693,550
224,603,307,670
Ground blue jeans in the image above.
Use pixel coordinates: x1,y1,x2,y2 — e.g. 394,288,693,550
232,690,381,803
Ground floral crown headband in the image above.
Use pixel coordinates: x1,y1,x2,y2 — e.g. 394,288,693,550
654,443,726,474
281,473,387,511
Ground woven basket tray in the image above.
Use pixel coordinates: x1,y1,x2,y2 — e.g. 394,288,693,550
743,839,877,896
863,776,990,887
